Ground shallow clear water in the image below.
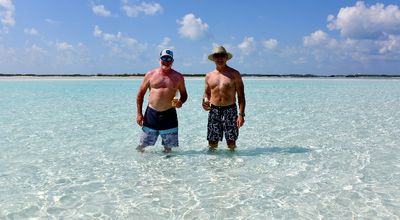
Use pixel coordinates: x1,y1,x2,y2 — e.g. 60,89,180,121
0,78,399,219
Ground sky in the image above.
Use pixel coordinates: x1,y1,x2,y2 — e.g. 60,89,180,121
0,0,400,75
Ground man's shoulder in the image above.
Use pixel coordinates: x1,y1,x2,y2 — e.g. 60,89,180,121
146,68,159,75
206,70,218,76
171,69,183,75
171,69,184,78
227,66,240,74
227,67,242,80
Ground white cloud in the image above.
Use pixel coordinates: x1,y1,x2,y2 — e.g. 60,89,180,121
93,26,124,43
24,44,48,65
301,1,400,67
122,2,162,17
300,30,400,68
328,1,400,39
27,44,47,55
140,2,162,15
92,4,111,17
303,30,328,46
103,32,119,41
238,37,255,55
236,37,256,64
93,25,102,37
157,37,174,51
262,38,278,49
2,41,91,73
379,34,400,54
0,0,15,31
54,42,89,67
45,18,60,25
93,25,147,61
24,27,38,36
303,30,337,48
56,42,73,51
178,13,209,40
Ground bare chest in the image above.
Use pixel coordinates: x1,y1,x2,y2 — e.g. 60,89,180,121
209,75,235,91
150,75,178,90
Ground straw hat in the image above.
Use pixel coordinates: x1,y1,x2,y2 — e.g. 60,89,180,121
208,46,233,61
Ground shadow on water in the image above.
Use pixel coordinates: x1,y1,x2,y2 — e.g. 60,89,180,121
162,146,311,158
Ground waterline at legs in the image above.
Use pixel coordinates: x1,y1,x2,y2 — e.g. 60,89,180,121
136,145,145,152
208,141,218,151
227,140,236,151
163,146,172,153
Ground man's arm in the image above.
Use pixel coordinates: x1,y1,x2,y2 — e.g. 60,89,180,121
235,72,246,127
136,73,151,126
202,74,211,110
178,75,188,104
173,75,188,108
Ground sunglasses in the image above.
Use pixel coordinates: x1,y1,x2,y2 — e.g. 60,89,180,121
161,56,173,62
213,53,227,58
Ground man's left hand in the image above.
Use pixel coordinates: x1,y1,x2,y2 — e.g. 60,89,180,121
237,116,245,128
175,100,183,108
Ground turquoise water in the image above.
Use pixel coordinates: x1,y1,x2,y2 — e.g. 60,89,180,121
0,78,399,219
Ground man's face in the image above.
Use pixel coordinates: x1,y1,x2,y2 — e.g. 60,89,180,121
213,53,227,66
160,56,173,70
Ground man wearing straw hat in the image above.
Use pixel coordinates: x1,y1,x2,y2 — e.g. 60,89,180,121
136,49,188,153
202,46,246,151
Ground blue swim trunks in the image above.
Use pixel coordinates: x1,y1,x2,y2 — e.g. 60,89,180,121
139,106,179,148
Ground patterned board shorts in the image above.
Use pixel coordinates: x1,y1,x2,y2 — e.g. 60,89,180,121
139,106,179,148
207,104,238,142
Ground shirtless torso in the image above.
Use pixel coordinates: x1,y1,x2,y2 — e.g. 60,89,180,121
146,69,184,111
205,67,241,106
204,65,245,115
136,66,187,126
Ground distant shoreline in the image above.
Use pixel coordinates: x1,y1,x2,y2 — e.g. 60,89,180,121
0,73,400,79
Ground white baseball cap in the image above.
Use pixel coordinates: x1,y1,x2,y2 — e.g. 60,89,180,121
160,49,173,58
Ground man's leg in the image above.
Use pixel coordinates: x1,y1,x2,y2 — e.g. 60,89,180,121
136,145,145,152
137,127,158,152
160,129,178,153
224,105,239,151
208,141,218,151
163,147,172,153
226,140,236,151
207,108,222,151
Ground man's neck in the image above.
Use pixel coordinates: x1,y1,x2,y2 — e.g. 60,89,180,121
216,65,228,72
160,67,171,75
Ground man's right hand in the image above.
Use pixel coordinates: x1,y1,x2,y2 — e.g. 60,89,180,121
202,99,211,111
136,114,144,126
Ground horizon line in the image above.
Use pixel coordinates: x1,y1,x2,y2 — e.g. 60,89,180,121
1,73,400,78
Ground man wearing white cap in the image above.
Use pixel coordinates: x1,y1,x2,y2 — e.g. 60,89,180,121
202,46,246,151
136,49,188,153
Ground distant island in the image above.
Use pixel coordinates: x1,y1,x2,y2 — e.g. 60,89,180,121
1,73,399,78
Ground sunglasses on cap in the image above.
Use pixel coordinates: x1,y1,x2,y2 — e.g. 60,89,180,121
161,56,173,62
213,53,227,58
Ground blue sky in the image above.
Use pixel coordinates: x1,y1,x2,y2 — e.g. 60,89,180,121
1,0,399,75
